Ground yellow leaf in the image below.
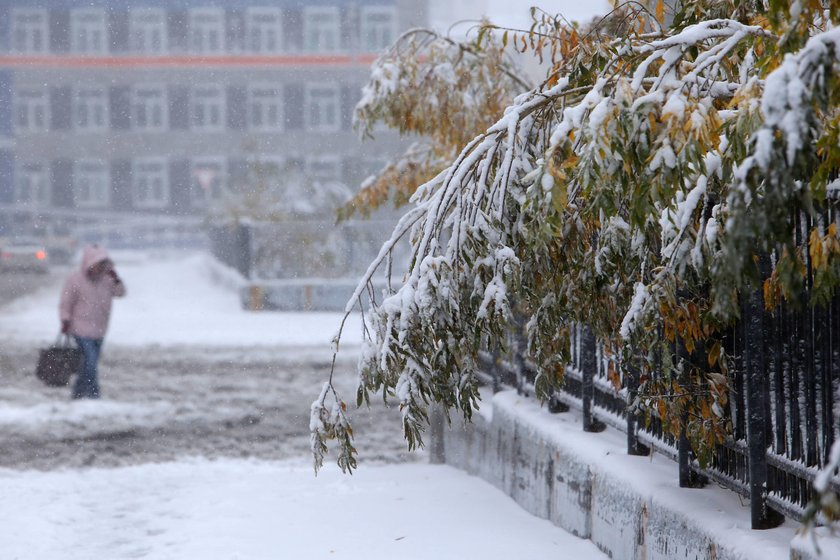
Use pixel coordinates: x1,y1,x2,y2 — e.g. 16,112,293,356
656,0,665,24
648,113,658,133
763,278,776,311
607,362,621,391
707,341,721,367
809,228,823,270
657,399,666,420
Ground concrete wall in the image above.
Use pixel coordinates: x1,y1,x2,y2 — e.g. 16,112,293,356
432,391,839,560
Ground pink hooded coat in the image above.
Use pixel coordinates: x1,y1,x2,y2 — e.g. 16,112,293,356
59,246,126,339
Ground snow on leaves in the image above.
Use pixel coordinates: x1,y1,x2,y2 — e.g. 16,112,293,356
312,1,840,497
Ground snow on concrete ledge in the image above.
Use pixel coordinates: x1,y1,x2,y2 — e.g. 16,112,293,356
434,390,840,560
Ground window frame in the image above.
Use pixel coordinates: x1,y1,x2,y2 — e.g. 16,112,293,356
246,7,283,54
73,159,111,209
70,8,108,55
191,85,226,131
306,155,342,183
10,8,48,54
132,157,170,209
129,8,168,54
360,6,397,52
248,84,284,132
190,157,227,207
303,7,340,53
246,154,287,184
14,87,49,133
73,87,109,131
304,83,340,132
14,162,49,206
188,8,226,54
132,84,168,131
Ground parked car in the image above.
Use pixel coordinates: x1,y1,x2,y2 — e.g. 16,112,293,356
0,237,49,273
32,224,78,265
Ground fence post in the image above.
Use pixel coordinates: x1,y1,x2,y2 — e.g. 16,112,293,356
513,336,527,396
745,284,784,529
548,390,569,413
678,425,704,487
580,326,605,432
676,339,705,488
490,346,502,394
625,361,649,456
236,223,252,280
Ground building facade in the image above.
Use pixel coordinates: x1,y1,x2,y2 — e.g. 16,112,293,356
0,0,425,240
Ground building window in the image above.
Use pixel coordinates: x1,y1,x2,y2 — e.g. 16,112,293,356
11,8,48,54
247,155,289,187
305,84,340,132
248,85,283,131
15,163,49,206
191,157,226,206
70,8,108,55
74,160,110,208
130,9,168,54
304,7,340,52
14,88,49,132
246,8,283,53
133,158,169,209
74,87,108,131
189,8,225,54
307,156,341,182
248,156,286,176
132,85,167,130
191,86,225,130
361,7,397,52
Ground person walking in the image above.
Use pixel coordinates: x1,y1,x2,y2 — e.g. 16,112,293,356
59,245,126,399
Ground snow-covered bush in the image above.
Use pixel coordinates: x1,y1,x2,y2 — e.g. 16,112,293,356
312,2,840,520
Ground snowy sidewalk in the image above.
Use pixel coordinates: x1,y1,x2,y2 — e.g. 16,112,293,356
0,460,608,560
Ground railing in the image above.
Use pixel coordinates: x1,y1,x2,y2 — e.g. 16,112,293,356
478,215,840,529
208,218,405,281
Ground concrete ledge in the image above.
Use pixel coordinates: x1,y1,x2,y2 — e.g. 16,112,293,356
434,390,839,560
238,279,387,311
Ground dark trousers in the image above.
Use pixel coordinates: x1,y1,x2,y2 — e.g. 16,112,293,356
72,336,103,399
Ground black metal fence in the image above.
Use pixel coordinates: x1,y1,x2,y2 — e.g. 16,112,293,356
478,221,840,529
208,223,252,279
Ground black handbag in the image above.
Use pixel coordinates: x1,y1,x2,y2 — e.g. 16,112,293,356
36,335,83,387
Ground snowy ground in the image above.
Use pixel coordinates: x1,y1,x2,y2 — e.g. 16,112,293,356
0,251,607,559
0,460,606,560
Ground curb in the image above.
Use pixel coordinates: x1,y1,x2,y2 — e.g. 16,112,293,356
432,390,838,560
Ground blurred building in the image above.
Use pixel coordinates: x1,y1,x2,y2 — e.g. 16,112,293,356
0,0,426,244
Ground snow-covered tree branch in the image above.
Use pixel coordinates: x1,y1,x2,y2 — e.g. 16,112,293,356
312,5,840,527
